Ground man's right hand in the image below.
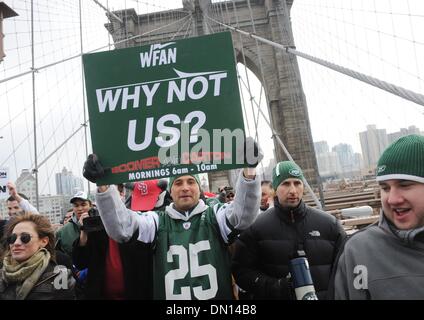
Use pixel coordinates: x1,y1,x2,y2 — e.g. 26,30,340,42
78,212,90,246
7,182,22,202
78,212,90,226
7,182,17,196
83,154,105,183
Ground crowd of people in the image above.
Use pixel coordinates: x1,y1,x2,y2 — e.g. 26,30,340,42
0,134,423,300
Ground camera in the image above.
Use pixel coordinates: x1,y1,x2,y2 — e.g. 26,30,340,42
81,207,104,232
88,207,99,217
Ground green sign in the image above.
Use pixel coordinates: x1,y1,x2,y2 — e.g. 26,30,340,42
83,32,245,185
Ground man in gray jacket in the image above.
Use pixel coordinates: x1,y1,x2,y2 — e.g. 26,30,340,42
333,134,424,299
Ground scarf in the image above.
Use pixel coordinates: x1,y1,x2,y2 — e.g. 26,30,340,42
2,248,51,300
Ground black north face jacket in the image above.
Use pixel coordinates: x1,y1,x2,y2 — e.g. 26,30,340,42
232,200,346,300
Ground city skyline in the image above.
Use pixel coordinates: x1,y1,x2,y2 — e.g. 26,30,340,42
1,0,423,195
314,123,423,179
315,123,423,155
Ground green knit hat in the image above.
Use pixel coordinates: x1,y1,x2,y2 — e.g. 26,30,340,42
272,161,304,190
168,174,201,191
376,134,424,183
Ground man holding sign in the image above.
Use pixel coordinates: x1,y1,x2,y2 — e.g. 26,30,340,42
82,138,262,300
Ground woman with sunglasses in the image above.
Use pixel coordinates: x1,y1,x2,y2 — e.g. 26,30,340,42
0,213,75,300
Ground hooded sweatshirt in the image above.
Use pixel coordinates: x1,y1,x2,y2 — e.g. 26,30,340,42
333,212,424,299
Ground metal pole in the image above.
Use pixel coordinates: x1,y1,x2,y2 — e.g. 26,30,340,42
31,0,39,209
79,0,90,195
317,175,326,210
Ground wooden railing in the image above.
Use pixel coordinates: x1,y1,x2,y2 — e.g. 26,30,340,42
302,186,382,233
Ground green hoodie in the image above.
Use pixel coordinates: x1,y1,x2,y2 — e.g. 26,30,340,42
55,216,80,257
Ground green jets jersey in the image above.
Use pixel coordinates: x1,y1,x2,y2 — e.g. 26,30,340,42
153,207,233,300
204,197,221,208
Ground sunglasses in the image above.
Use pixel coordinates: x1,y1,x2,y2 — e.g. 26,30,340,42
6,232,33,245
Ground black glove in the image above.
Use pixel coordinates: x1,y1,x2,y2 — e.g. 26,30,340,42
124,182,135,191
157,179,168,191
237,137,264,168
83,154,106,183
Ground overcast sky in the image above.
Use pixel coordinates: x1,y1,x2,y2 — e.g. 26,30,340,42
1,0,423,194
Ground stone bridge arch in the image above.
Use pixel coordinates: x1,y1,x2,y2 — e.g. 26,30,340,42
106,0,320,190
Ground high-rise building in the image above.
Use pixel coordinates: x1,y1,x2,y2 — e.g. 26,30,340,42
55,167,83,196
38,195,64,224
359,125,388,170
314,141,330,155
15,169,37,203
332,143,355,174
353,153,364,171
314,141,341,178
387,125,421,144
316,152,342,178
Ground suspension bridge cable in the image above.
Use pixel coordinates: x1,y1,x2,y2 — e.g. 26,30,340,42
237,72,252,137
240,0,267,179
275,2,327,207
92,0,123,23
183,16,193,38
238,75,322,209
205,15,424,108
37,121,88,169
170,13,192,40
228,1,258,145
80,0,90,195
293,0,424,83
31,0,39,209
0,14,191,85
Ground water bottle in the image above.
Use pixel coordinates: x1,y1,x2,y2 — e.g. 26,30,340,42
288,252,318,300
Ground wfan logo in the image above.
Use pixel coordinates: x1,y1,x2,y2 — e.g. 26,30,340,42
139,42,177,68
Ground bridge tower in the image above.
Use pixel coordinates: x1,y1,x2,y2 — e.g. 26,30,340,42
105,0,320,191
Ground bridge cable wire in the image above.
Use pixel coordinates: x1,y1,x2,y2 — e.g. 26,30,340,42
274,2,327,208
237,0,267,181
205,14,424,108
80,0,90,195
226,1,259,152
33,4,190,195
206,9,321,209
0,14,191,85
37,121,89,170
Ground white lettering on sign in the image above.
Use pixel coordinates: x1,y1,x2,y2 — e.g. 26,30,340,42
96,83,160,113
94,70,227,113
140,42,177,68
0,168,9,200
127,111,206,152
167,72,227,103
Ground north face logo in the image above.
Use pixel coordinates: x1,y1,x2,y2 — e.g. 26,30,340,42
289,169,301,177
309,230,320,237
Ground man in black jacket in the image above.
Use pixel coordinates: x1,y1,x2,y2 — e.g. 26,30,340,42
232,161,346,300
71,180,168,299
